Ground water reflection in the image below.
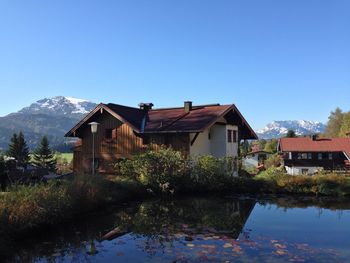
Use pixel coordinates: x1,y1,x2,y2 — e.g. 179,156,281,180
5,196,350,263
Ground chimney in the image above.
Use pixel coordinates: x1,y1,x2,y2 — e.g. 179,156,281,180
138,103,154,111
346,132,350,138
184,101,192,113
311,134,318,141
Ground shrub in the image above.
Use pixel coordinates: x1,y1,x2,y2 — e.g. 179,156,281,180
191,155,236,192
119,148,239,193
264,154,282,169
119,147,191,193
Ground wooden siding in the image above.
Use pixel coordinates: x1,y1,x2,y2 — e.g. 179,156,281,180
73,110,190,174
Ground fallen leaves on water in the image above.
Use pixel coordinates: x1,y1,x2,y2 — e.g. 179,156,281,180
223,243,233,248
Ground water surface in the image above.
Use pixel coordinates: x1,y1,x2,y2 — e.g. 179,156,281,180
7,196,350,263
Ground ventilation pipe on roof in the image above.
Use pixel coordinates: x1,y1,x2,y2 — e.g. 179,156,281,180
184,101,192,113
139,103,154,111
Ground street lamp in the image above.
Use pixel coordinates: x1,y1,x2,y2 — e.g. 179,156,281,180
88,122,99,175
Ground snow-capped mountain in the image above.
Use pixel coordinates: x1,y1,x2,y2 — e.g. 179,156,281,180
256,120,326,139
0,96,97,150
16,96,96,117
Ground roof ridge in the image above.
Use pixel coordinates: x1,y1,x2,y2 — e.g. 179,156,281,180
151,103,221,111
106,103,141,111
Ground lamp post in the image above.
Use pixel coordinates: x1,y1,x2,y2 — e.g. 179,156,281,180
88,122,99,175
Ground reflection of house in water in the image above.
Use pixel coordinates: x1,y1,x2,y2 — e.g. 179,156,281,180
124,197,256,240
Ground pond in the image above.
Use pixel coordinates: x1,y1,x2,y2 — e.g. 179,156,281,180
5,196,350,263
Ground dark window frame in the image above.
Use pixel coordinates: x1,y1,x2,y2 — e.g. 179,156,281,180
105,128,113,140
227,129,232,143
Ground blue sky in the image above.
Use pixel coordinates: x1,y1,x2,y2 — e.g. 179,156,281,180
0,0,349,129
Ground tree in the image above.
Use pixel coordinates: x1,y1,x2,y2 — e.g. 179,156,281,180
0,154,7,190
339,112,350,137
7,133,19,159
32,136,57,172
17,132,30,167
7,132,30,167
325,107,344,137
258,139,267,151
264,138,278,153
240,140,251,156
286,130,297,138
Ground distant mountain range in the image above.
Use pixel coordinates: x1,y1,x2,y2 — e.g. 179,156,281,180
0,96,327,151
0,96,97,151
256,120,326,140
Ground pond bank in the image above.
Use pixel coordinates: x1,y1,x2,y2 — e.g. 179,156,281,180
1,172,350,259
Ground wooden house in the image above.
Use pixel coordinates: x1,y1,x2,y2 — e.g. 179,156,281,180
278,136,350,175
65,101,257,174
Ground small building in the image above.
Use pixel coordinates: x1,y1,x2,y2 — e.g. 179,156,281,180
278,136,350,175
243,150,272,169
65,101,257,174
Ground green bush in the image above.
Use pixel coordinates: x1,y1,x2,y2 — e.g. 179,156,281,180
118,148,239,193
264,154,282,169
119,147,192,193
191,155,236,192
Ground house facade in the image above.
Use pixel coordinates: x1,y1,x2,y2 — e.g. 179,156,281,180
243,150,272,169
65,101,257,174
278,136,350,175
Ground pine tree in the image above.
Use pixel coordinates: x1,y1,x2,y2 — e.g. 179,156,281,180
0,154,6,190
7,132,30,167
17,132,30,167
325,107,344,137
286,130,297,138
32,136,57,172
7,133,19,159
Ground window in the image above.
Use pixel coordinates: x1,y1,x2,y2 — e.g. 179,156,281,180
105,129,113,139
289,152,292,160
297,153,302,159
318,153,322,160
232,130,237,143
328,153,333,160
227,129,232,143
301,153,308,159
308,153,312,160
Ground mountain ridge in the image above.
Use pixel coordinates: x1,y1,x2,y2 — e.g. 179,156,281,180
0,96,97,151
256,120,326,139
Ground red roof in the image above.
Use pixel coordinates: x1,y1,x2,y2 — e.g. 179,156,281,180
144,105,232,133
279,137,350,158
65,102,257,140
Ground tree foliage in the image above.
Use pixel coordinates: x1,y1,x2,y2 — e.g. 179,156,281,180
339,112,350,137
286,129,297,138
7,132,30,167
239,140,251,155
32,136,57,172
325,107,344,137
264,139,278,153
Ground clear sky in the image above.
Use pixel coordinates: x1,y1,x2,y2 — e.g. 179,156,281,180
0,0,349,129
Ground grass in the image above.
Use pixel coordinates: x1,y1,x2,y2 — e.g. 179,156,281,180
0,174,147,255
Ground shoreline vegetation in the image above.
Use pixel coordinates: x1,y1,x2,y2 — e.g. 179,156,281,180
1,148,350,257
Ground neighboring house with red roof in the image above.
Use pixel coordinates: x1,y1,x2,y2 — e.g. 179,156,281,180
66,101,257,174
278,136,350,175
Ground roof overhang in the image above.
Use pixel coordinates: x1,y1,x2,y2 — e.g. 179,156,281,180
65,103,141,137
